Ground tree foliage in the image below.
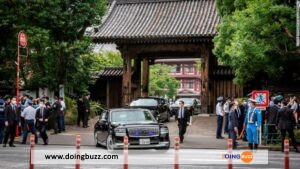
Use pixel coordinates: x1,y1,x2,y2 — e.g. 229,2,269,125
214,0,298,85
0,0,106,93
149,64,180,98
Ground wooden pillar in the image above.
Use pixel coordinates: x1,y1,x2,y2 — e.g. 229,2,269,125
142,58,149,97
122,53,132,106
132,58,141,99
200,44,211,114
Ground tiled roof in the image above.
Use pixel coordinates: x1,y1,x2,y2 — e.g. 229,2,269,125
94,67,123,78
90,0,220,44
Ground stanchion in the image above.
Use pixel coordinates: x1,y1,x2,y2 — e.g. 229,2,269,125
76,135,81,169
29,134,35,169
123,136,128,169
174,136,180,169
228,139,233,169
284,139,289,169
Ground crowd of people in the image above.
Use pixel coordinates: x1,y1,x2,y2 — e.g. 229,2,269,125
0,94,90,147
216,94,299,152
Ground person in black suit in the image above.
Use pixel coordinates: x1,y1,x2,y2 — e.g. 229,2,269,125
52,96,62,134
175,100,191,143
36,100,50,145
276,99,299,153
82,94,90,128
3,96,19,147
77,96,83,127
266,99,279,143
228,102,239,149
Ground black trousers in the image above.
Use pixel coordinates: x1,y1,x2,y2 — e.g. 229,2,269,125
83,112,89,127
229,129,237,149
3,123,17,146
77,111,83,126
280,129,298,151
39,124,48,144
268,125,277,143
216,115,223,138
224,114,229,134
178,119,187,141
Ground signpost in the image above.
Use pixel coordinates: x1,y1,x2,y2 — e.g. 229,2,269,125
16,31,28,138
251,90,269,109
17,31,28,105
251,90,269,145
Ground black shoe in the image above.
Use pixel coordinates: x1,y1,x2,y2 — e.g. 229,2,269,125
51,132,57,135
180,140,183,144
43,143,48,145
3,144,6,147
9,144,16,147
248,143,253,150
217,136,224,139
21,142,26,145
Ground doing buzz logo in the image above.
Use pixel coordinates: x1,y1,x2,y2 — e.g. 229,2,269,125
222,151,253,163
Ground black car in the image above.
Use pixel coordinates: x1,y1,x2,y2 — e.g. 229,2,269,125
170,98,201,116
129,97,171,122
94,108,170,150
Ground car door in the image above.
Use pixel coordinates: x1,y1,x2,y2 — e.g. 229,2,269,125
98,110,109,143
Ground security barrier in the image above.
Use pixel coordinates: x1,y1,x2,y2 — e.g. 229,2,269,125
75,135,81,169
124,136,128,169
174,136,179,169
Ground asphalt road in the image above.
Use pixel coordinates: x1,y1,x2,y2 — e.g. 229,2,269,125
0,145,299,169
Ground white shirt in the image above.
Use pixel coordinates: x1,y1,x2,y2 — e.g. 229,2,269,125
291,101,298,112
60,101,66,111
223,102,230,114
216,102,223,116
21,106,36,120
178,107,185,119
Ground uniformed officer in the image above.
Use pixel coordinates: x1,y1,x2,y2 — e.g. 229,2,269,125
36,100,49,145
244,99,262,150
175,100,191,143
21,100,38,144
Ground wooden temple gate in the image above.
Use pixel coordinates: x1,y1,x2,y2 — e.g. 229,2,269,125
89,0,243,113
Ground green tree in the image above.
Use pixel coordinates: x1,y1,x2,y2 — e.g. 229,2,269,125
149,64,180,98
0,0,106,93
213,0,297,85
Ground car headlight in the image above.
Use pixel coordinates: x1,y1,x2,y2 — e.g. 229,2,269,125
114,128,126,136
160,127,169,135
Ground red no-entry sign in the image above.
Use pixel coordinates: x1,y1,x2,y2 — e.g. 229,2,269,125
19,32,27,47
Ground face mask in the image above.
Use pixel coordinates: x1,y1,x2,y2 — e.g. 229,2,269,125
12,100,16,105
39,104,43,107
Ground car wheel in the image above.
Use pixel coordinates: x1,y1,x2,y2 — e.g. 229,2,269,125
94,132,101,147
106,134,114,151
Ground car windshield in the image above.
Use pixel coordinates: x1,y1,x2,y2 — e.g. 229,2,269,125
175,98,194,105
130,99,158,107
111,110,156,123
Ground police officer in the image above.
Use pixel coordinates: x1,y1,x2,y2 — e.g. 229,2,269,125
175,100,191,143
244,99,262,150
0,97,5,144
21,100,38,144
277,99,299,152
52,96,62,134
3,96,18,147
36,100,49,145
